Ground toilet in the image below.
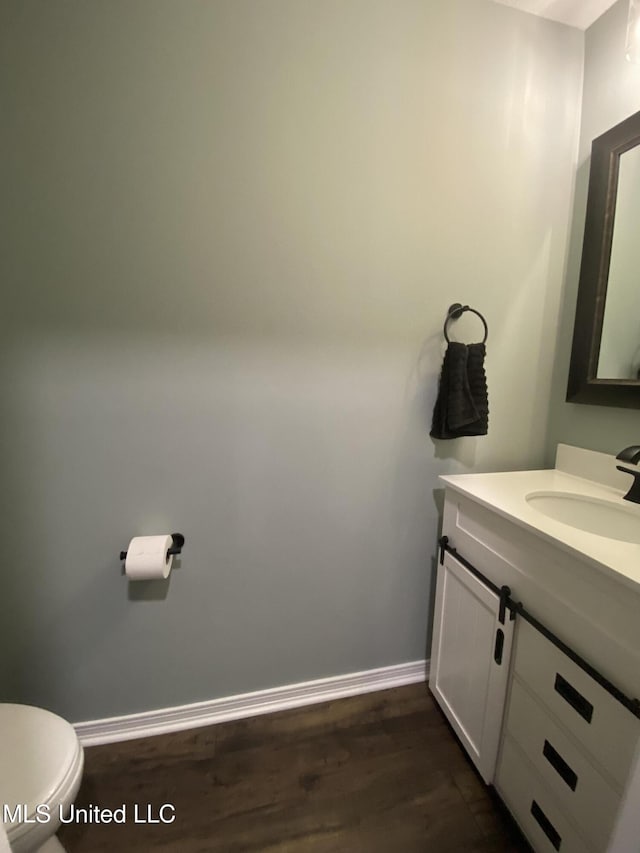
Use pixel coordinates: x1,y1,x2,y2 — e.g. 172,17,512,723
0,704,84,852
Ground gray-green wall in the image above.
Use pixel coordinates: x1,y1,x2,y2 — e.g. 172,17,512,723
1,0,582,722
547,0,640,455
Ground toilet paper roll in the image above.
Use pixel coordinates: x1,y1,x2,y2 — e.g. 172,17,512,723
125,535,173,580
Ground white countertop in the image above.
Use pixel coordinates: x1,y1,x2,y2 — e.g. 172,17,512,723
440,456,640,590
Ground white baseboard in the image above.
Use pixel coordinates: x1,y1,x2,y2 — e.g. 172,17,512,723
75,659,429,746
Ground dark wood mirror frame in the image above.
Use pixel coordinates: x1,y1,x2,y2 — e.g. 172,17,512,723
566,109,640,408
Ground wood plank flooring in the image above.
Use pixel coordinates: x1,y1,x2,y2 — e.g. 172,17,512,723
59,684,530,852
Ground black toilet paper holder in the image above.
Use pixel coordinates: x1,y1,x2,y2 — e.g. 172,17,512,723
119,533,185,562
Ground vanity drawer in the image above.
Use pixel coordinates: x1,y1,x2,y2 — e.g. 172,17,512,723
497,735,592,853
505,676,620,851
513,619,640,788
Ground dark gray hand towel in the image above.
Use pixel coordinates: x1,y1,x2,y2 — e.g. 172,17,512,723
430,342,489,439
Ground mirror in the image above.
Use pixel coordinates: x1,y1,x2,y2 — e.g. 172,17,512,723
567,110,640,408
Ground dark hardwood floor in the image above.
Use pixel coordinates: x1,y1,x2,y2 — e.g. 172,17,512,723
60,684,530,852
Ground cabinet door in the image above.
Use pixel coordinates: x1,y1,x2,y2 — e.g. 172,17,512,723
429,550,514,783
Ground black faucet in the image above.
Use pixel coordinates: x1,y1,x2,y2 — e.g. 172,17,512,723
615,446,640,503
616,446,640,465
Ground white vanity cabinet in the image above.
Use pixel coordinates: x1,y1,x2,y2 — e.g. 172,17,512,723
431,470,640,853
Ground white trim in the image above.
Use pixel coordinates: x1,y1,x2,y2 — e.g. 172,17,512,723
74,660,429,746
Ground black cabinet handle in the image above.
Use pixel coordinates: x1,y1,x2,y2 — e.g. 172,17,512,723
531,800,562,850
543,739,578,791
554,673,593,723
494,629,504,665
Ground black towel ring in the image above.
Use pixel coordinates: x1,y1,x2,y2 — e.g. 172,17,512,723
444,303,488,344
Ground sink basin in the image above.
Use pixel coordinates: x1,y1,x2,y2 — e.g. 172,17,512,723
525,491,640,544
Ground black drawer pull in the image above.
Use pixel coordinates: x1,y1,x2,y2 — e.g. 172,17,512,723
554,673,593,723
531,800,562,850
543,739,578,791
494,628,504,664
